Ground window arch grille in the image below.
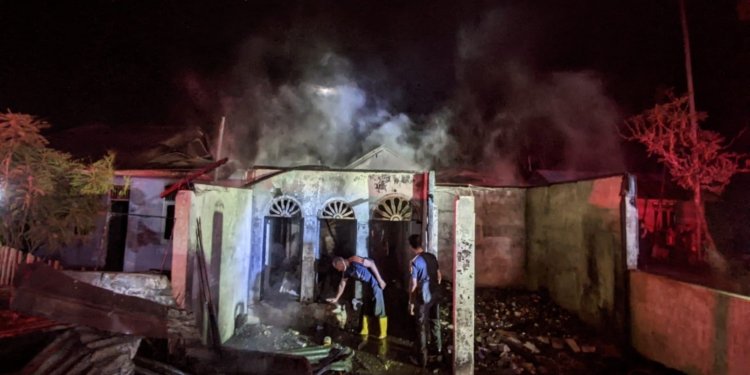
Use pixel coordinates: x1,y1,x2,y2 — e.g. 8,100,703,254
267,196,302,218
320,200,355,220
373,195,412,221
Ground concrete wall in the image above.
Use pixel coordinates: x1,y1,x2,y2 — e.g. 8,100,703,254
124,177,176,272
64,271,174,306
630,271,750,375
435,186,525,287
525,176,627,335
55,206,108,268
186,184,254,343
248,170,423,302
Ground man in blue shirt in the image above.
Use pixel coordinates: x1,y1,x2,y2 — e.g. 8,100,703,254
327,256,387,339
408,234,442,367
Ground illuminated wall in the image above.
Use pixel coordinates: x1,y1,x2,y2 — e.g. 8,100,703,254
123,176,178,272
184,184,254,343
247,169,424,303
435,186,526,287
526,175,628,338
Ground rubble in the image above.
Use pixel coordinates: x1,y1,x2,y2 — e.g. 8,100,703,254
565,338,581,353
21,326,142,375
469,288,683,375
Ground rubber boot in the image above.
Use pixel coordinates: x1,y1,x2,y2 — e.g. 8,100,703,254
377,316,388,339
360,316,369,336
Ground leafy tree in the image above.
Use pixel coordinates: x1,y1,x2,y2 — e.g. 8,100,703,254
0,112,115,253
623,92,749,271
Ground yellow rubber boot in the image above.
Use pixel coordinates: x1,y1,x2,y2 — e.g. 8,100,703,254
360,316,369,336
377,316,388,339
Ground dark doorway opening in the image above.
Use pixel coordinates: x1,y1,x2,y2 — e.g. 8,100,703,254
261,217,303,301
369,220,417,341
317,219,358,301
105,200,129,271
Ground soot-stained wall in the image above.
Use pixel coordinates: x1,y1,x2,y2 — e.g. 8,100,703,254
525,176,627,337
248,169,423,303
123,177,176,272
185,184,254,343
435,186,526,287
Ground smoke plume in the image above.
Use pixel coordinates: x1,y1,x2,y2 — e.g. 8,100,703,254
182,5,624,183
211,38,455,170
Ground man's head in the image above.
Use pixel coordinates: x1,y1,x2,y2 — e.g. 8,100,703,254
408,234,422,251
332,256,347,272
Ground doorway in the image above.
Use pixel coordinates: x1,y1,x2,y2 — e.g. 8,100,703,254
369,195,420,341
261,196,304,302
105,200,129,271
317,200,357,301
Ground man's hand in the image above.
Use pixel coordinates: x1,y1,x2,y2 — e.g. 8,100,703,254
326,298,338,304
409,302,415,316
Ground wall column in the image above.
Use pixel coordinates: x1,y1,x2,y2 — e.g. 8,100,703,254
300,216,319,303
171,190,193,308
427,171,438,256
353,221,370,302
453,195,475,375
623,174,639,270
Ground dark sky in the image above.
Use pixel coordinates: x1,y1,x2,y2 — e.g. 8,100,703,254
1,0,750,148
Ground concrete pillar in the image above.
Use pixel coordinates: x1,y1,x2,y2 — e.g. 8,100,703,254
354,221,369,301
356,221,369,257
453,195,475,375
171,190,193,308
300,216,319,303
623,174,639,270
427,171,438,256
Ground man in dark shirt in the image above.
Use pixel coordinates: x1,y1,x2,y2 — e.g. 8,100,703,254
327,256,387,339
408,234,442,367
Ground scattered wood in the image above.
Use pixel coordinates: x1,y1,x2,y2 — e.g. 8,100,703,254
20,326,141,375
565,338,581,353
160,157,228,198
134,356,189,375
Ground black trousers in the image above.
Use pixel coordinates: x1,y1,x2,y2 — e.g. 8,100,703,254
416,300,442,357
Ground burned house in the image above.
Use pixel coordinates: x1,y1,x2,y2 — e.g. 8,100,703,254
170,146,439,342
29,126,749,374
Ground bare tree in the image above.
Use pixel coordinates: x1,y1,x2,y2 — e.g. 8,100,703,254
623,92,749,272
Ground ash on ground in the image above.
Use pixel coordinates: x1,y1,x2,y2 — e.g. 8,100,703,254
468,288,683,375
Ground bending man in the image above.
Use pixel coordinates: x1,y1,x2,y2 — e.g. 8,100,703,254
326,256,387,339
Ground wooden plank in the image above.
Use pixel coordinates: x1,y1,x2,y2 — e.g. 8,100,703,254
160,157,228,198
2,247,12,286
0,247,7,285
9,248,19,285
11,263,169,338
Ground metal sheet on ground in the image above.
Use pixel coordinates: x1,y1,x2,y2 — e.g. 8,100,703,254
11,263,169,338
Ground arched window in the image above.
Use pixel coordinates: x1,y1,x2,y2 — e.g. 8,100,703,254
373,195,413,221
320,200,355,220
267,196,302,218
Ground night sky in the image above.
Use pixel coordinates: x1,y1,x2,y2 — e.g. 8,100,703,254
1,1,749,166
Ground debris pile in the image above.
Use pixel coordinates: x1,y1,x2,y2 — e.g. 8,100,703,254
472,288,675,375
21,326,142,374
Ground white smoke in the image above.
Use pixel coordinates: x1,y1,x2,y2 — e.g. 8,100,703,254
454,8,625,179
191,5,624,182
220,45,455,169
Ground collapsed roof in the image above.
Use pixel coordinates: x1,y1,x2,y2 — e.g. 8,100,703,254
47,124,215,170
